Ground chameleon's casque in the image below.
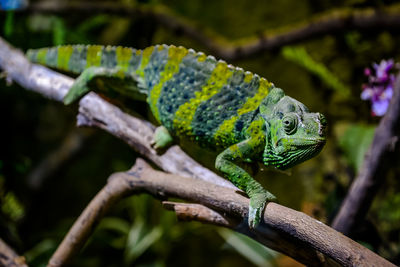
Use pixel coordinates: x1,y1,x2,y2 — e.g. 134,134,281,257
27,44,327,228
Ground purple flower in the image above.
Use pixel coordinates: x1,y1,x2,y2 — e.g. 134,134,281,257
361,59,397,116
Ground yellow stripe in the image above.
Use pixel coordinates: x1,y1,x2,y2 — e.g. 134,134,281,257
116,46,132,72
86,45,102,68
174,61,233,134
57,46,74,70
213,116,238,146
149,46,187,121
237,78,271,115
213,77,272,143
36,49,48,65
136,46,154,78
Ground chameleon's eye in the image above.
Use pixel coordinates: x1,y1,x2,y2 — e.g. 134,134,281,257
282,114,298,135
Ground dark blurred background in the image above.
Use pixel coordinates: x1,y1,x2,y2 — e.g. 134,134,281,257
1,0,400,266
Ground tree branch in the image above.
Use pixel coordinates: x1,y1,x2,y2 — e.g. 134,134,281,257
0,38,396,266
48,159,395,266
0,238,28,267
15,1,400,60
332,76,400,234
162,201,239,227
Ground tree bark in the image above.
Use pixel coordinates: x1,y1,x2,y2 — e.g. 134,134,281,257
332,76,400,234
48,159,395,267
0,37,396,267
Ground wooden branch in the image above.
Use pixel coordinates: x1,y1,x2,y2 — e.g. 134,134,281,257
0,36,234,190
0,37,396,266
0,238,28,267
76,93,233,188
47,167,134,267
162,201,239,227
48,159,395,266
15,1,400,60
332,76,400,234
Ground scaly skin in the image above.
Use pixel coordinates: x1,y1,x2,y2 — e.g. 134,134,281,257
26,44,327,228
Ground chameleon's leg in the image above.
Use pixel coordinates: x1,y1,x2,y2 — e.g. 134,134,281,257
215,139,277,228
152,126,174,150
63,66,136,105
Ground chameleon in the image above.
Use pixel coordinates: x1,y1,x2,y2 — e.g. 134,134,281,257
26,44,327,228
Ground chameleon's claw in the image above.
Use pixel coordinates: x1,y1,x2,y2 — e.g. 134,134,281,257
248,191,277,229
152,126,173,151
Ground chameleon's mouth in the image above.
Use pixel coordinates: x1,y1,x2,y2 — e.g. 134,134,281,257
265,137,326,170
275,137,326,149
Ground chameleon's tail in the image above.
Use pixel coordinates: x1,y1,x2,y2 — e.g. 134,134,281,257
26,45,142,75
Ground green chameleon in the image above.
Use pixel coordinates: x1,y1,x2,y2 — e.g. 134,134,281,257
26,44,327,228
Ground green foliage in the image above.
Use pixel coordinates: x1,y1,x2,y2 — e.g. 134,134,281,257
218,228,278,267
0,163,25,224
282,46,351,97
52,17,66,45
1,191,24,222
124,218,163,264
4,11,14,37
338,124,375,172
24,239,58,266
27,14,111,45
70,15,111,43
4,0,400,265
86,195,174,266
378,192,400,224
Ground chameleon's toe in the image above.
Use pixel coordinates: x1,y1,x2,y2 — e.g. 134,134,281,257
152,126,173,150
248,191,277,229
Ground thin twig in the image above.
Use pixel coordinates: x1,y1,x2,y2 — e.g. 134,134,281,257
48,159,395,267
76,93,234,188
0,238,28,267
162,201,239,227
14,2,400,60
47,168,135,267
332,76,400,234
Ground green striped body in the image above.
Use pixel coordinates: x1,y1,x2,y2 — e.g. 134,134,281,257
27,44,274,152
27,44,326,228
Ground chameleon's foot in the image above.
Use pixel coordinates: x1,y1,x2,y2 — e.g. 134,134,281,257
151,126,173,151
248,191,277,229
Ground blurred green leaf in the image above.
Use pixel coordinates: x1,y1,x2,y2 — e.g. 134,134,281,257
378,193,400,223
218,228,278,267
52,17,66,45
76,15,111,34
4,11,14,37
338,124,375,172
124,217,163,265
97,217,131,235
27,14,55,32
24,239,57,264
282,46,351,97
1,191,24,222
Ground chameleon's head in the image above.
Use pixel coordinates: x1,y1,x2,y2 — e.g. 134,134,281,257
260,88,326,170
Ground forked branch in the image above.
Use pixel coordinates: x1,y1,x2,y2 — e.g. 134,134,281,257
0,37,395,266
48,159,394,266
